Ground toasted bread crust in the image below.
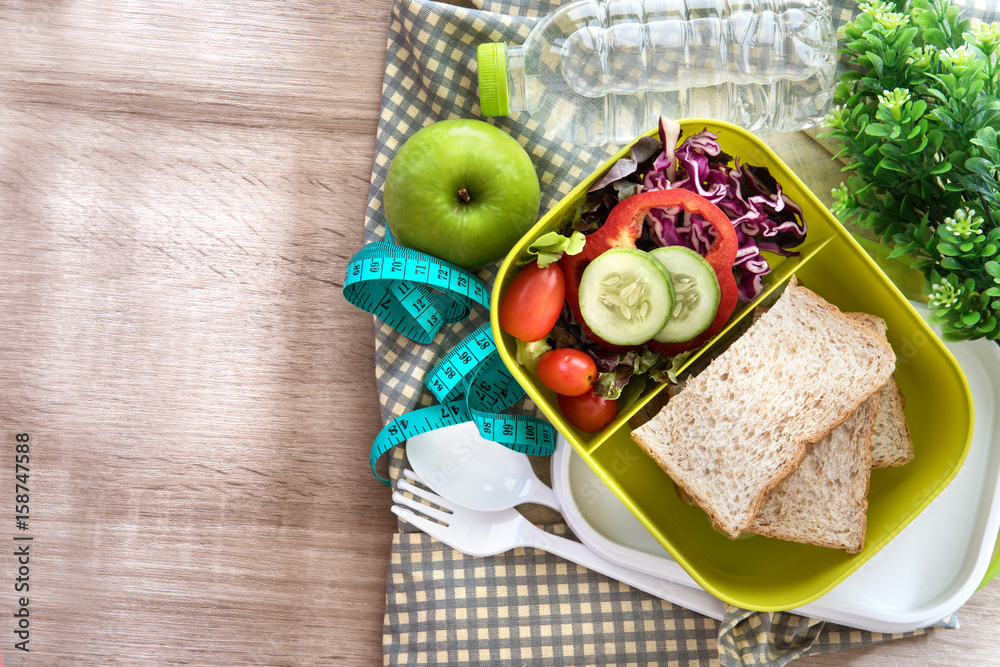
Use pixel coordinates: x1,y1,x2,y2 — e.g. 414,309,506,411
748,392,878,553
630,277,896,538
846,314,914,468
870,375,914,467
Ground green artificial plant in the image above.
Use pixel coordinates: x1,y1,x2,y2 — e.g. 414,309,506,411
824,0,1000,341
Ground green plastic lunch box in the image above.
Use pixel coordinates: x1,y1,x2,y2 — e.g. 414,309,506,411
490,119,975,611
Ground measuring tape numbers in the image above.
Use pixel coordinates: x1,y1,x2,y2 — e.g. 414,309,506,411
368,401,470,485
343,242,556,485
464,356,556,455
343,242,489,344
427,323,555,455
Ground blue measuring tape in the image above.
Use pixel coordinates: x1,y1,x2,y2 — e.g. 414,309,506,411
343,241,556,485
343,242,489,343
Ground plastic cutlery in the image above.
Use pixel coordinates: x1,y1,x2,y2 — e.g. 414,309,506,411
392,469,726,620
405,421,560,511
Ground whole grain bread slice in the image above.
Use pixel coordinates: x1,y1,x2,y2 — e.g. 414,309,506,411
870,378,913,467
630,277,896,538
846,313,914,468
673,312,903,550
747,392,878,553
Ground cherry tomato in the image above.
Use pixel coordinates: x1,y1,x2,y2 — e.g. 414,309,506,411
498,261,565,342
558,389,617,433
536,348,596,396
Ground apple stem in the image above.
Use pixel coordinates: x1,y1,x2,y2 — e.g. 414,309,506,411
457,188,472,203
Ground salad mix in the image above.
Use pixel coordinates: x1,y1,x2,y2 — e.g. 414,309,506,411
499,119,808,432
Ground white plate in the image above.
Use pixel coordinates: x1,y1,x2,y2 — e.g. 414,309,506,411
551,331,1000,632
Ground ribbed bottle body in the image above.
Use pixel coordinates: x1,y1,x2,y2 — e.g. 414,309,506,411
513,0,836,145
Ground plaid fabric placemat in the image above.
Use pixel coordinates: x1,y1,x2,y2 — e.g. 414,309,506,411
358,0,994,663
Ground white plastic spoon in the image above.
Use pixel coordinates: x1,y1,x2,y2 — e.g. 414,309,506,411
405,421,560,512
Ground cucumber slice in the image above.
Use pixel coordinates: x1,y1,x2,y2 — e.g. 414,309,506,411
649,246,721,344
578,248,674,346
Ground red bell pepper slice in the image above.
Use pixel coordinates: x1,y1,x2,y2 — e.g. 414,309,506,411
559,188,739,354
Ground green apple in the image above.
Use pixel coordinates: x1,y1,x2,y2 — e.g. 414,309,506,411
383,119,541,271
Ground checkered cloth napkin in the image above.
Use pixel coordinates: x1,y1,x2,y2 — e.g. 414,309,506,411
359,0,991,663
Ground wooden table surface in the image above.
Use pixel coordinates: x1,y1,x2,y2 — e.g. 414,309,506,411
1,1,998,665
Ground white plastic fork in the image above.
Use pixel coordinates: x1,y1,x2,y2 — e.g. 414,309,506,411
392,470,725,620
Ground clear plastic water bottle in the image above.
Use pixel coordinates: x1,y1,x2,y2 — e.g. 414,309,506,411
476,0,838,146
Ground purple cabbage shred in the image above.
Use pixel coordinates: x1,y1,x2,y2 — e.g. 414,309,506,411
640,122,806,301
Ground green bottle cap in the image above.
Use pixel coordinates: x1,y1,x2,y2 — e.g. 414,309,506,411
476,43,509,117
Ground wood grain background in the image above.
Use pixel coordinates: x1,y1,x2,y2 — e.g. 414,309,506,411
0,1,997,665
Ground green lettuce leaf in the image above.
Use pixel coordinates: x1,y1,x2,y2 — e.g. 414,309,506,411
521,231,586,268
515,338,552,375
